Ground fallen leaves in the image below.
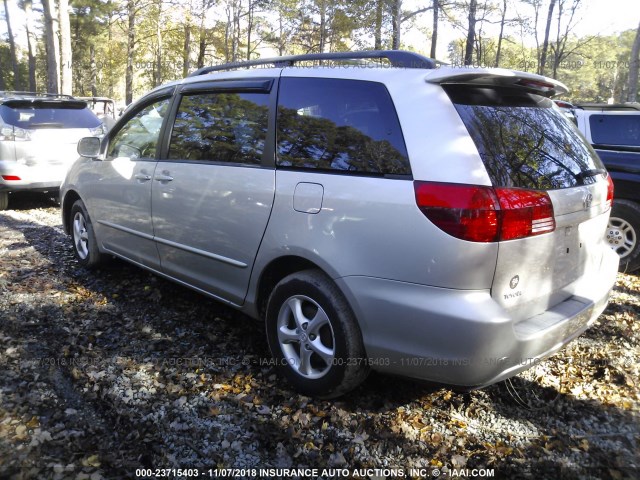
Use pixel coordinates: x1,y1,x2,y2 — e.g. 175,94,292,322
0,199,638,479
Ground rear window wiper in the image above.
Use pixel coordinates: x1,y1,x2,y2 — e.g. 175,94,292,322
576,168,607,181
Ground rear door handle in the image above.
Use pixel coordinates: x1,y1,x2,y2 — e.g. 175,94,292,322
155,172,174,182
134,173,152,182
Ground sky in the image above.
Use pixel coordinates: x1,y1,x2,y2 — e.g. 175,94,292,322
1,0,639,62
404,0,640,60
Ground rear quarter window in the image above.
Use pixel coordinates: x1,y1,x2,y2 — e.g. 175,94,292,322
276,77,411,176
445,85,604,189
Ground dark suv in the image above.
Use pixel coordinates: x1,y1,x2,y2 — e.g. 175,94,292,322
563,103,640,272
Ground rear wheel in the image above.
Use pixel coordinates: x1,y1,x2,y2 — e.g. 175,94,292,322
70,199,105,268
606,199,640,273
0,192,8,210
265,270,369,398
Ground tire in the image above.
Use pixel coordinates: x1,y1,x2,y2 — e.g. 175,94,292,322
70,199,105,268
606,199,640,273
0,191,8,210
265,269,369,398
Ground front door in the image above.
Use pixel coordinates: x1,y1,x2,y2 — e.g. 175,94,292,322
151,82,276,305
88,95,172,269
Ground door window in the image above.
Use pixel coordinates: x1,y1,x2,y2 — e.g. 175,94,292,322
107,98,171,160
168,92,269,165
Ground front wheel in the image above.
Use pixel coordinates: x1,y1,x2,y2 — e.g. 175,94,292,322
265,270,369,398
70,199,105,268
606,199,640,273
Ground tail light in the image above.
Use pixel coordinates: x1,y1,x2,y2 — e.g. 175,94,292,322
89,124,107,137
605,175,614,210
0,126,31,142
414,181,555,242
2,175,21,181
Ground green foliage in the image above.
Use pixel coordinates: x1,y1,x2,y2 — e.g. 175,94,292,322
0,0,637,104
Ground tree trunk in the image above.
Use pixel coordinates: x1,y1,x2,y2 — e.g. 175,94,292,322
494,0,507,67
3,0,21,90
59,0,72,95
391,0,402,50
430,0,438,58
183,23,191,77
155,0,163,86
278,13,285,56
23,0,37,92
374,0,383,50
108,15,114,99
319,0,326,52
233,0,240,62
628,21,640,102
464,0,477,66
90,44,97,97
43,0,60,94
539,0,556,76
197,6,207,68
247,0,253,60
126,0,136,105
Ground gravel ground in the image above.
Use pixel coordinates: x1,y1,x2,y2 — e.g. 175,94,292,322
0,193,638,480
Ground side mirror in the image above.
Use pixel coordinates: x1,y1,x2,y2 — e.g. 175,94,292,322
77,137,101,158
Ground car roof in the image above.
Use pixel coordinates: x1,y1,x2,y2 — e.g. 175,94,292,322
0,91,80,102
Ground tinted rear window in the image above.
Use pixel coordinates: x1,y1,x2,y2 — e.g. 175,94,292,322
276,78,411,176
0,103,101,129
589,114,640,147
446,86,604,189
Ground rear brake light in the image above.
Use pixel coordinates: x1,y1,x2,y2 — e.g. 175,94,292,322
605,175,614,210
515,79,555,92
414,181,555,242
2,175,21,181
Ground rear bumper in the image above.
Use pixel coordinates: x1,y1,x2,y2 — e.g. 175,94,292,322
336,247,619,388
0,161,65,192
0,181,61,192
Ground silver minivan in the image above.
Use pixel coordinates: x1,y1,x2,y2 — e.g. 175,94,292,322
61,51,619,398
0,92,106,210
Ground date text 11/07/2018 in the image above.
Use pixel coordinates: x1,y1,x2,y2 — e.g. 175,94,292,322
135,467,496,478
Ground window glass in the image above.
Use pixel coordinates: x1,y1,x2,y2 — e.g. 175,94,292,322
589,114,640,147
168,92,269,165
107,98,170,160
446,85,604,189
276,78,410,175
0,103,101,129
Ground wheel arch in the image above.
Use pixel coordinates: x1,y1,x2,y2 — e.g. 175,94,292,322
254,255,334,319
61,190,82,235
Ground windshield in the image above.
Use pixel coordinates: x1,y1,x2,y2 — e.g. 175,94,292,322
0,103,101,130
445,85,605,189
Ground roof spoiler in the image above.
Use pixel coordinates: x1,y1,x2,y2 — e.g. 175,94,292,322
425,68,568,97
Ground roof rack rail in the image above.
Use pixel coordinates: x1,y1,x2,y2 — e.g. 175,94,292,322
189,50,437,77
0,90,76,100
574,103,640,111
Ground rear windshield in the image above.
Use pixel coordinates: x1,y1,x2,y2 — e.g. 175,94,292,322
589,114,640,147
0,102,101,129
445,85,604,189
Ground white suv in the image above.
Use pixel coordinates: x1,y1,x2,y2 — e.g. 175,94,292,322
61,51,619,398
0,92,105,210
